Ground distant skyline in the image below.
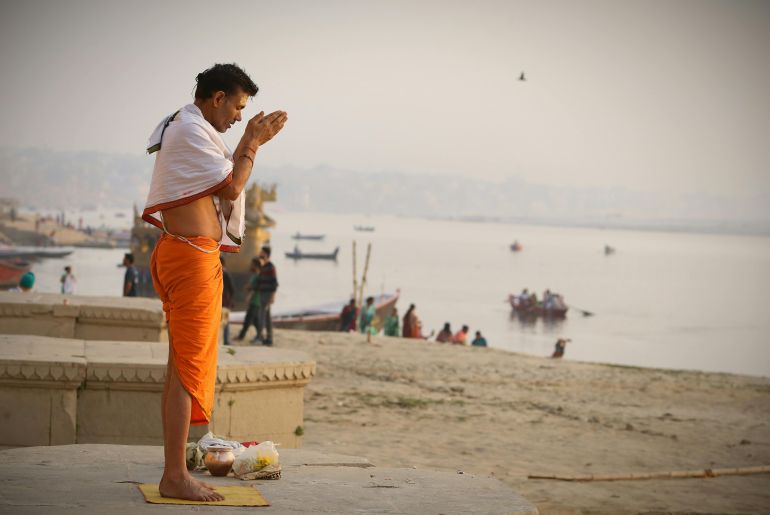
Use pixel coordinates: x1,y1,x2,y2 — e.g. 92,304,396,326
1,0,769,206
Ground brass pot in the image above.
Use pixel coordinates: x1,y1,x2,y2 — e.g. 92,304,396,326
204,446,235,477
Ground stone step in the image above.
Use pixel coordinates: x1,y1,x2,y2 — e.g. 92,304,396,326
0,444,538,514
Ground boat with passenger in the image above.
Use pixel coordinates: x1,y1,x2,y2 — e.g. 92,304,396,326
508,291,568,318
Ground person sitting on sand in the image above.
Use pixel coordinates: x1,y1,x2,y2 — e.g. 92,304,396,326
383,307,399,337
402,304,416,338
403,304,432,339
452,325,469,345
471,331,487,347
339,298,357,332
552,338,570,358
436,322,453,343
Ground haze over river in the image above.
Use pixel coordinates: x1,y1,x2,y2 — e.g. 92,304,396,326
27,208,770,377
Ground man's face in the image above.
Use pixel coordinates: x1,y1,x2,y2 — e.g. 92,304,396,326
211,89,249,133
259,251,268,262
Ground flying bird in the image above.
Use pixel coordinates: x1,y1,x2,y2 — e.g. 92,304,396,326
519,72,526,81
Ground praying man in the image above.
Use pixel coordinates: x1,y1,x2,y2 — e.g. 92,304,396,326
142,63,287,501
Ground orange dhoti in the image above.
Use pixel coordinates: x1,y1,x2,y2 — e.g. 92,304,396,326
151,233,222,425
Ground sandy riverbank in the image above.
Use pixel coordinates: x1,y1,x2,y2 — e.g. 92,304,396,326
247,328,770,514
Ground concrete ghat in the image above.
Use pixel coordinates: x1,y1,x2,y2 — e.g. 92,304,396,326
0,292,230,345
0,292,169,342
0,445,538,515
0,335,315,448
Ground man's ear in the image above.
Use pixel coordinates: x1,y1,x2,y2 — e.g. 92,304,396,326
212,91,226,107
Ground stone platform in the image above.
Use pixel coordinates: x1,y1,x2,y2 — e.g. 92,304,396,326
0,335,315,448
0,292,229,345
0,445,538,514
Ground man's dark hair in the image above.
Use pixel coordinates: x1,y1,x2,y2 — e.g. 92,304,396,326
124,253,134,264
195,63,258,100
261,246,272,258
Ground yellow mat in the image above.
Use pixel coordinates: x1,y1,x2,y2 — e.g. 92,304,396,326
137,484,269,506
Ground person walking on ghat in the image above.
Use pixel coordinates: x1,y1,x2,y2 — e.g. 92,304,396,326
236,257,262,341
141,63,287,501
220,256,235,345
254,246,278,345
122,253,139,297
60,265,77,294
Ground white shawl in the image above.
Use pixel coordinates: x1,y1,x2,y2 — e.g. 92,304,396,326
142,104,245,252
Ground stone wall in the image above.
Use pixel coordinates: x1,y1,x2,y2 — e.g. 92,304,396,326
0,292,229,345
0,335,315,448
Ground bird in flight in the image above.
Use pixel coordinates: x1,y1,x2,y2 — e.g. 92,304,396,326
519,72,526,81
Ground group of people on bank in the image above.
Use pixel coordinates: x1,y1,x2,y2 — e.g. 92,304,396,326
338,300,488,347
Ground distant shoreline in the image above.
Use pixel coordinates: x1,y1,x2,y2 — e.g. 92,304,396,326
421,213,770,238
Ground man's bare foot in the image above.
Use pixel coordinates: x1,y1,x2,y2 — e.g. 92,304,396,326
159,473,225,501
190,475,219,492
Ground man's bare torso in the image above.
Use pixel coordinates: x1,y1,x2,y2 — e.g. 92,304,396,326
162,195,222,241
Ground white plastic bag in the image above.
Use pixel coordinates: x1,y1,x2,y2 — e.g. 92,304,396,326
232,441,281,479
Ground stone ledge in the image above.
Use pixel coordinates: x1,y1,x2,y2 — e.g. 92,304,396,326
0,292,233,344
0,445,539,514
0,335,316,447
0,292,165,323
0,336,317,387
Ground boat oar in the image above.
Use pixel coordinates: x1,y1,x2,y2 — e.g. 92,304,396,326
569,305,594,317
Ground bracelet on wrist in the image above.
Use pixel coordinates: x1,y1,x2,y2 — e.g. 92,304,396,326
239,154,254,165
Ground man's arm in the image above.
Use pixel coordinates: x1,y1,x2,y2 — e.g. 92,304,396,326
219,111,288,201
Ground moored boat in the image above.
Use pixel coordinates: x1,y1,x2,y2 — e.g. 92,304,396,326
0,259,31,288
0,246,75,260
230,291,400,332
291,233,325,240
285,246,339,260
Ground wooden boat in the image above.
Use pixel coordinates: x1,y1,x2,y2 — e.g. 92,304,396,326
0,259,31,288
354,226,375,232
291,232,325,241
285,246,339,260
0,246,75,260
508,294,568,318
230,291,400,332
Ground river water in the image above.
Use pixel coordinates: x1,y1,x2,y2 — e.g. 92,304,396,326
24,208,770,377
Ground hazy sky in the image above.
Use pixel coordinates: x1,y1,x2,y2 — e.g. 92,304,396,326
1,0,768,197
